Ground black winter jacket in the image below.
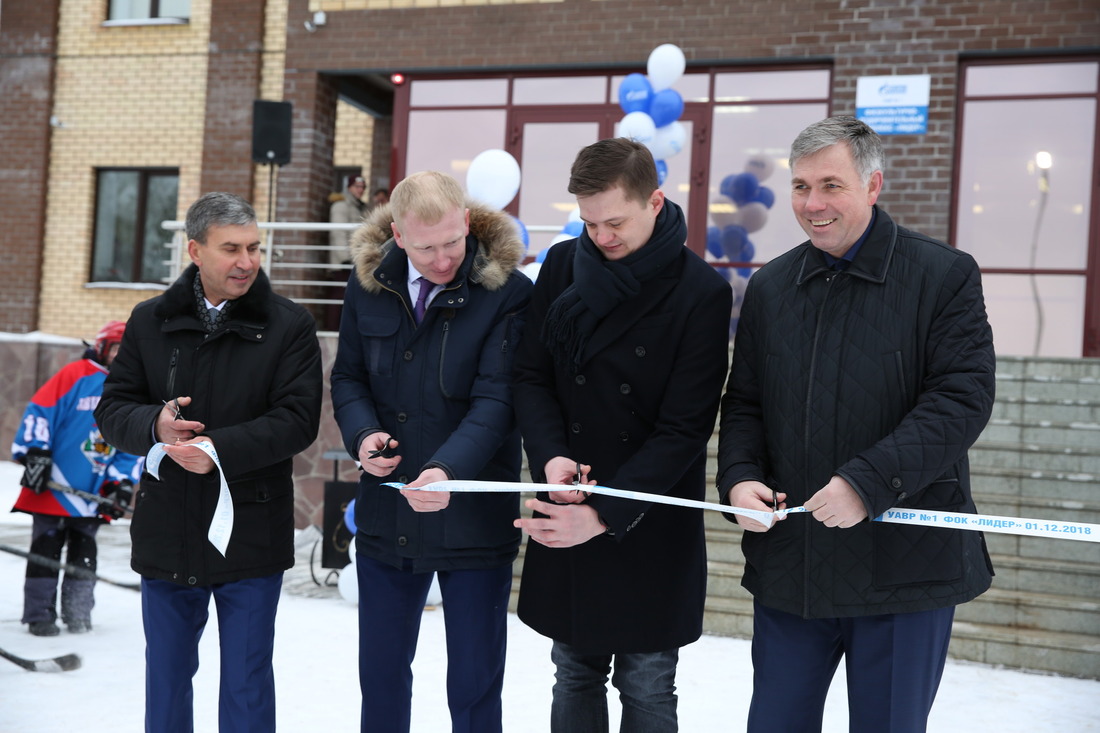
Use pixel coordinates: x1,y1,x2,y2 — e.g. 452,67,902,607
718,207,996,618
330,201,532,572
515,239,733,654
96,266,323,586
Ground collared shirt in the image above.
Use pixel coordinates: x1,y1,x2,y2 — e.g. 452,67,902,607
407,266,442,309
821,207,877,271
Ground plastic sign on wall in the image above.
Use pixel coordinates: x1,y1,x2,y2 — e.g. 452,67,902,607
855,74,931,135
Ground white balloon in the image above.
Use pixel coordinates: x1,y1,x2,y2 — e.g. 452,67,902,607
649,121,687,160
738,202,769,233
617,111,657,146
522,262,542,282
549,233,573,246
647,43,686,92
710,197,741,230
744,154,776,182
337,564,358,604
567,206,582,223
466,149,521,210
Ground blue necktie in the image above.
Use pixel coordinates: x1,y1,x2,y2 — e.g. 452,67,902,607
413,277,432,323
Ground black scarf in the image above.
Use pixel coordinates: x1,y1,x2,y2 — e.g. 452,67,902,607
192,272,230,334
542,198,686,371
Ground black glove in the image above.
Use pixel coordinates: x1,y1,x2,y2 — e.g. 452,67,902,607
21,447,52,495
100,480,134,519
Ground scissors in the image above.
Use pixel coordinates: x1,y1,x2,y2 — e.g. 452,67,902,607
367,436,398,460
572,462,590,498
162,399,183,421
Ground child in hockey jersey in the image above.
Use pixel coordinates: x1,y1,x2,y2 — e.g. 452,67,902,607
10,321,143,636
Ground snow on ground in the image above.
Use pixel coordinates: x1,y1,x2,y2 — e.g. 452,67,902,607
0,460,1097,731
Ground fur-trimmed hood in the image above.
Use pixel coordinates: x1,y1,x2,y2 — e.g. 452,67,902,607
348,199,524,294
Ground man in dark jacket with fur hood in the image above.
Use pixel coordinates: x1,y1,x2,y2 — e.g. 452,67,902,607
96,191,323,733
718,116,996,732
331,170,531,733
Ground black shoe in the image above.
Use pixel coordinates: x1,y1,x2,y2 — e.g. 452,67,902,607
67,620,92,634
28,621,60,637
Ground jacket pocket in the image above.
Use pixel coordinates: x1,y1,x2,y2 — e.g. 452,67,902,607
357,315,401,376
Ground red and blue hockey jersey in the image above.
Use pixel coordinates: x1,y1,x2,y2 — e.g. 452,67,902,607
11,358,143,519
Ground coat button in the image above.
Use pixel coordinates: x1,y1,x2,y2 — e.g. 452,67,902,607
635,346,646,357
397,536,408,546
188,576,197,585
404,350,413,361
575,375,586,385
570,422,582,434
397,413,407,423
619,383,631,394
891,477,903,489
619,432,630,442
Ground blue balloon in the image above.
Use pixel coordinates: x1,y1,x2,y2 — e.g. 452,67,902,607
751,186,775,209
706,225,723,258
536,247,549,263
648,88,684,128
655,159,668,187
344,498,357,534
740,240,756,263
721,172,760,206
562,220,584,237
618,73,653,115
721,224,748,261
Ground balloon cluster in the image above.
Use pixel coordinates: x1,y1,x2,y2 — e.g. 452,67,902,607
616,44,689,186
703,154,777,334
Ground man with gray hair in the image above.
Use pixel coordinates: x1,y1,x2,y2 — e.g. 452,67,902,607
97,191,323,732
718,116,996,732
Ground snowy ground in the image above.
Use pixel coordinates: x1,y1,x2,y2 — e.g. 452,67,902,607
0,459,1097,731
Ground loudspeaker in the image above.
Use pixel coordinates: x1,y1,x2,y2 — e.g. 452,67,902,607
251,100,292,165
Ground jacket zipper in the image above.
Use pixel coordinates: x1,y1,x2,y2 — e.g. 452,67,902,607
438,320,452,398
802,272,837,618
166,347,179,397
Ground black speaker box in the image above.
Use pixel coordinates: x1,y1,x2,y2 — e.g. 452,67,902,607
251,100,292,165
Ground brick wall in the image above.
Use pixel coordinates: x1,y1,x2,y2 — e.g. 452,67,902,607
0,2,61,334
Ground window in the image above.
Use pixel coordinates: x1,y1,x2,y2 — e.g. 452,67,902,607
107,0,190,22
91,169,179,284
954,58,1099,357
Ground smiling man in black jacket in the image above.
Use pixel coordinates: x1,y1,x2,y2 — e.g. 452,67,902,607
96,192,322,733
718,116,996,733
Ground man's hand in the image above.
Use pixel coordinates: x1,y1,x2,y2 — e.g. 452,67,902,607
728,480,786,533
358,433,401,477
155,396,204,444
514,497,606,548
804,475,868,528
161,437,216,475
20,447,52,495
400,467,450,512
100,480,134,519
543,456,596,505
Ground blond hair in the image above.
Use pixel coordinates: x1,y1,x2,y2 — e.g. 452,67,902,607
389,171,466,227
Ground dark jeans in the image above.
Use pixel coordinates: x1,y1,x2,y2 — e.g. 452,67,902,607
748,599,955,733
550,640,679,733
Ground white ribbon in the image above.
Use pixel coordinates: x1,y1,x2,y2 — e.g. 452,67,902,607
386,480,1100,542
145,441,234,557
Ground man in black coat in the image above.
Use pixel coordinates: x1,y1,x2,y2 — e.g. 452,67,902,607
96,192,323,733
718,116,996,732
514,138,732,731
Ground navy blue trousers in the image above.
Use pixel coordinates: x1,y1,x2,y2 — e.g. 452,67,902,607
748,599,955,733
141,573,283,733
355,553,511,733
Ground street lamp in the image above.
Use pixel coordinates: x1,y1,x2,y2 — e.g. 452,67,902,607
1029,151,1052,355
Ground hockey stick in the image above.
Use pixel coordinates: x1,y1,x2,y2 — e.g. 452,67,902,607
0,645,82,673
0,543,141,592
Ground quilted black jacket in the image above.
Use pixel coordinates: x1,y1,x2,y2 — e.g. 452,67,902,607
718,207,996,618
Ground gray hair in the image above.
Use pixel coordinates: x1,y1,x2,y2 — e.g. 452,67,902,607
789,116,884,185
185,192,257,243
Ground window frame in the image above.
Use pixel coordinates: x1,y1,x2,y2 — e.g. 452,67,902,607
90,166,180,285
